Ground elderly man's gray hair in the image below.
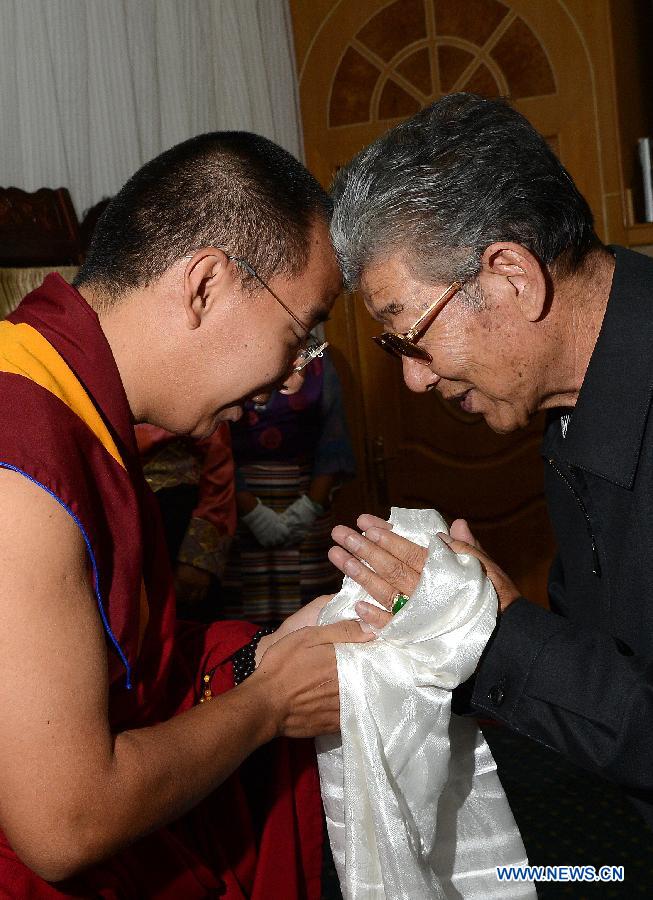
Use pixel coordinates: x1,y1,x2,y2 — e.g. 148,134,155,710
330,93,597,298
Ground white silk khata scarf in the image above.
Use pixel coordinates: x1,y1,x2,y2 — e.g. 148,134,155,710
317,508,535,899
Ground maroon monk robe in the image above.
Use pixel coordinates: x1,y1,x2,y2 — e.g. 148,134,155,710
0,274,322,899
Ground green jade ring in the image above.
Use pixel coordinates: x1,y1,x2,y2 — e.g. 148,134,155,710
391,592,410,615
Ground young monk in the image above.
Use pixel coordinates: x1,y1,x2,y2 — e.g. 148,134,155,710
0,132,369,898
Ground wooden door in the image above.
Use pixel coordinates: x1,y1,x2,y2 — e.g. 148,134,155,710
290,0,626,605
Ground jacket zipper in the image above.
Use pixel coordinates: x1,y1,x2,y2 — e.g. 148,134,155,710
547,457,601,577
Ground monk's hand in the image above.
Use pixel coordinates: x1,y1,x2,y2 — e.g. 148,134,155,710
328,513,428,630
252,620,374,738
439,518,520,613
255,594,335,664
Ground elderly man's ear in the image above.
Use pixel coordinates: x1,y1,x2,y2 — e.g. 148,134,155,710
481,242,547,322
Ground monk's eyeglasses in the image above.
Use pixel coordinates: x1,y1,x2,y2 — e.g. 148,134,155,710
372,281,463,364
223,251,328,373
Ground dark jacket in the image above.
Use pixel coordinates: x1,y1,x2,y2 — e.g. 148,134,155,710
470,246,653,828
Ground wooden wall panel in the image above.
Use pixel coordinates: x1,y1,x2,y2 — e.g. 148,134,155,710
289,0,638,603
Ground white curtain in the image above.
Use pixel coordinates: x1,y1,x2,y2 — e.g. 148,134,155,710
0,0,303,216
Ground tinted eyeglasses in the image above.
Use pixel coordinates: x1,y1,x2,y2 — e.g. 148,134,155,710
372,281,462,364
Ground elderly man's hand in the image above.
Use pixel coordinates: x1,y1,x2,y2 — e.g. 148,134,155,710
440,518,521,613
329,514,427,629
328,514,520,629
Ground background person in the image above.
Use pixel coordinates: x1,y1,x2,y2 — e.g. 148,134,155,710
223,352,355,626
136,422,237,621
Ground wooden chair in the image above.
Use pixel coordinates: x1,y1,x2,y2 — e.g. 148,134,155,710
0,186,82,266
0,187,83,317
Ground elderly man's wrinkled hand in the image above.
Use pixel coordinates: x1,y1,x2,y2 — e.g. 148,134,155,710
328,513,521,628
439,518,520,613
329,513,427,630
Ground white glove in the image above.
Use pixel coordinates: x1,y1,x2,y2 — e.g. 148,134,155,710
279,494,324,545
242,499,291,548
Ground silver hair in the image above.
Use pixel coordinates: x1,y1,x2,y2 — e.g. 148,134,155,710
330,94,596,304
330,145,483,295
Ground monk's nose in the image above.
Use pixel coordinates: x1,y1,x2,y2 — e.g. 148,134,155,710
279,370,305,395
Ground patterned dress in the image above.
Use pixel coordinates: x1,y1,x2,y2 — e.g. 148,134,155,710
135,423,237,580
223,354,355,625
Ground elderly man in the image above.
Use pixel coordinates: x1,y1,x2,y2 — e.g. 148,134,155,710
0,132,371,897
328,92,653,831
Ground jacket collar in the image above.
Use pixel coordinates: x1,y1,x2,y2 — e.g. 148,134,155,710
546,246,653,488
8,274,138,466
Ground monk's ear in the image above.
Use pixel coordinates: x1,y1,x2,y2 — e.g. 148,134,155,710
182,248,231,329
480,242,546,322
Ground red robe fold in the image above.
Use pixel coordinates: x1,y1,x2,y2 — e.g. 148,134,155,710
0,275,322,898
